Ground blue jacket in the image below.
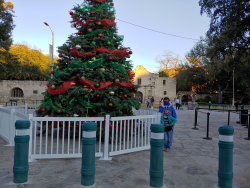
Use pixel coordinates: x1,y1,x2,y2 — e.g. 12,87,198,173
151,97,154,102
159,105,177,119
161,114,177,126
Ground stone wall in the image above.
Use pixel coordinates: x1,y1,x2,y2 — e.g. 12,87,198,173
0,80,47,102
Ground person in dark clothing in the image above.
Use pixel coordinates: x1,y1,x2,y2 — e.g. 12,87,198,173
235,101,240,111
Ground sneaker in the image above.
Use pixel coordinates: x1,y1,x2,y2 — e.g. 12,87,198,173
165,149,168,152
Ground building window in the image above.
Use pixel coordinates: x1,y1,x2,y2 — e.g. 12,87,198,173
138,79,141,85
163,80,166,85
164,91,167,95
11,88,24,97
33,90,38,94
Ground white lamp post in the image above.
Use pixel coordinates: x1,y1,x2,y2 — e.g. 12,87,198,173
44,22,54,79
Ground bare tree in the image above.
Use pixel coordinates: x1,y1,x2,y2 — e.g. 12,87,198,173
155,50,182,69
155,50,182,77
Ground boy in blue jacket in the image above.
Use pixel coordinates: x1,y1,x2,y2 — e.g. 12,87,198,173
161,108,177,152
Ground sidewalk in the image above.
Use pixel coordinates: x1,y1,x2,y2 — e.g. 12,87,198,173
0,109,249,188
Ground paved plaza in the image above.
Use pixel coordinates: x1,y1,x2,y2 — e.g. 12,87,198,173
0,108,250,188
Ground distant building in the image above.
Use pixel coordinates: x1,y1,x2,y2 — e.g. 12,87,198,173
0,80,46,104
132,65,176,104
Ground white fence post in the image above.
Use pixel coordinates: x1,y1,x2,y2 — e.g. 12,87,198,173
100,114,112,160
28,114,34,162
6,108,15,146
157,112,162,124
151,107,154,115
25,103,28,115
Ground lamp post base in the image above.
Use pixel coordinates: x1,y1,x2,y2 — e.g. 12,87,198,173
203,137,212,140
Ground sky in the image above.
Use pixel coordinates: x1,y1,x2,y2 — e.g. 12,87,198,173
10,0,210,73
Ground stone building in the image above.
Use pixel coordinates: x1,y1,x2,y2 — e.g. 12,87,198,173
0,80,47,104
133,65,176,104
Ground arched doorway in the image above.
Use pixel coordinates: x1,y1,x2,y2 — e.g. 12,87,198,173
135,91,143,103
182,94,192,102
11,87,24,97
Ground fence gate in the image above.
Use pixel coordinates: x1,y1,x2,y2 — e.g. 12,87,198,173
107,114,158,157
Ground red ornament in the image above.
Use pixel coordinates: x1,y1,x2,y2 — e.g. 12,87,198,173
115,34,118,37
41,109,45,112
110,3,114,6
78,31,81,35
129,51,133,54
108,57,112,60
124,94,127,98
91,11,95,14
59,54,62,57
88,28,92,32
98,33,102,37
51,71,54,74
96,94,100,97
70,11,73,15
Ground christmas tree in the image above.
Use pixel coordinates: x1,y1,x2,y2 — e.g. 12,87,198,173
36,0,140,118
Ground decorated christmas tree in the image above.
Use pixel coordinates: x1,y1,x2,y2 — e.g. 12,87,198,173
36,0,139,118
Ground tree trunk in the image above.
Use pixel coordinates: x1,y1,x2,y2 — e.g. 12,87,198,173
218,85,223,103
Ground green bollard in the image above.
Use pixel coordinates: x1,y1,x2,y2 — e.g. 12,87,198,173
218,125,234,188
13,120,30,183
81,121,97,186
149,123,164,187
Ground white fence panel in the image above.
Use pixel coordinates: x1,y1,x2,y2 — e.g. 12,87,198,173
28,116,105,161
108,114,158,157
0,107,12,143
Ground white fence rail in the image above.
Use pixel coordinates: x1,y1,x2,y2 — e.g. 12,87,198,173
4,104,39,115
1,105,161,161
0,104,38,146
28,115,105,162
108,114,159,157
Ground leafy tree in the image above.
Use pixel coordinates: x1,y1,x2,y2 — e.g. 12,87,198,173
158,70,168,77
0,0,14,50
0,0,20,80
199,0,250,58
8,42,58,73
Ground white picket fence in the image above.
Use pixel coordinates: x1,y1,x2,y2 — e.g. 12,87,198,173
0,104,38,146
0,105,160,161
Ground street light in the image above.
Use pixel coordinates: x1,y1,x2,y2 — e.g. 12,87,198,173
44,22,54,79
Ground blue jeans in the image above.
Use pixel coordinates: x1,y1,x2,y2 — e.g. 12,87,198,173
147,102,150,108
164,129,173,150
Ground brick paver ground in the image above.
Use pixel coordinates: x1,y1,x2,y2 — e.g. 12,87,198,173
0,108,250,188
